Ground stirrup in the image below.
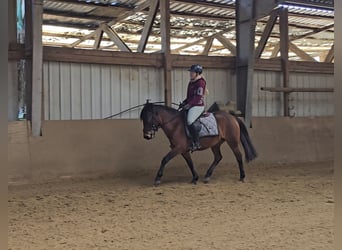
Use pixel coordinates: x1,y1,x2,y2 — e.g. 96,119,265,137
191,141,201,151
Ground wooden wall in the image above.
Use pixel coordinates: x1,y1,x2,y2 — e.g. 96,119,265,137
253,70,334,116
43,62,164,119
9,46,334,120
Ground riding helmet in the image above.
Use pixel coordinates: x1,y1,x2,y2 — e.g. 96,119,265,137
188,64,203,74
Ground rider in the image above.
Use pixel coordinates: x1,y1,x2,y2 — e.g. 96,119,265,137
180,64,206,151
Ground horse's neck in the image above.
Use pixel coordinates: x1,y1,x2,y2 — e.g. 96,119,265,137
158,109,183,131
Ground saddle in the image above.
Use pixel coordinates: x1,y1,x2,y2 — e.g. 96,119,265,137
183,111,219,138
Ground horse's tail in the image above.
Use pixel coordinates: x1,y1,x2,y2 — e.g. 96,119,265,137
236,118,258,162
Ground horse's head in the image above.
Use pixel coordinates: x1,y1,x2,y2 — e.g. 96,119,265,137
140,103,160,140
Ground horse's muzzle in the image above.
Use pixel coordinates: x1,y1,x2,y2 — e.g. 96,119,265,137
143,131,155,140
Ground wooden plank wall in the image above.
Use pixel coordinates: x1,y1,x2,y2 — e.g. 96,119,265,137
43,61,333,120
254,70,334,117
253,70,283,116
43,62,164,120
288,72,334,117
34,48,333,120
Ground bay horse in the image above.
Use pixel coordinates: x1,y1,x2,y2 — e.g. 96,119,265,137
139,102,257,185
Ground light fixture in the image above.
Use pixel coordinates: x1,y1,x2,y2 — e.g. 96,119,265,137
278,3,334,14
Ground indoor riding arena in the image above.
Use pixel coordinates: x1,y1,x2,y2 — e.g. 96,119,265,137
8,0,334,249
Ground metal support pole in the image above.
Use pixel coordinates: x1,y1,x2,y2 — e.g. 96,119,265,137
236,0,256,127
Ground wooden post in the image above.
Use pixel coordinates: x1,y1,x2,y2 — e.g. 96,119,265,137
31,0,43,136
25,0,33,122
325,44,334,63
279,7,289,117
160,0,172,106
93,29,104,49
202,37,214,55
8,0,18,121
137,0,159,53
255,9,279,58
271,43,280,58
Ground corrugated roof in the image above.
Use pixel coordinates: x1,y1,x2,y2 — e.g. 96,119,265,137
41,0,334,61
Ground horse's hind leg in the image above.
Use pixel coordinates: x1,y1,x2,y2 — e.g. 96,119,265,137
181,152,199,184
204,143,223,183
227,141,245,182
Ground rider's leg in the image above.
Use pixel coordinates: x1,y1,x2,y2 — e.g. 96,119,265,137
187,106,204,150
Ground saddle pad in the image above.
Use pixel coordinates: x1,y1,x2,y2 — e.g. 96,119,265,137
197,113,218,137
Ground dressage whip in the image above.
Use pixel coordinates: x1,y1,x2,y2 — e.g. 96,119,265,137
103,101,180,119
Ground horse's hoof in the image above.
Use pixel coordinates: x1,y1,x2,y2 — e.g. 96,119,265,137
239,178,245,183
191,180,197,185
203,177,210,184
154,180,161,186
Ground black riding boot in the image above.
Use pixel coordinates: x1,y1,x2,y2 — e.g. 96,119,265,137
189,123,201,151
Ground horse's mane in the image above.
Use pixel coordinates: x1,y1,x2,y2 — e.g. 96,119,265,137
140,103,179,120
154,104,179,114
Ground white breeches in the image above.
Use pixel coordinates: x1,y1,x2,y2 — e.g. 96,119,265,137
187,106,205,125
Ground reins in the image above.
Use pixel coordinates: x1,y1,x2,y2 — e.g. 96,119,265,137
150,104,184,131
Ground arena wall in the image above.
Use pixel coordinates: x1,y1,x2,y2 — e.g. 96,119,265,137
8,117,333,183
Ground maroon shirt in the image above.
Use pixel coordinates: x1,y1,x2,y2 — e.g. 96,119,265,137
184,77,206,107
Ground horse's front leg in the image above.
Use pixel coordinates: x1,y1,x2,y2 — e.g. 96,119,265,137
154,149,180,186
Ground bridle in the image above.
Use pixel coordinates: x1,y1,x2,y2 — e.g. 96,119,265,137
145,105,183,136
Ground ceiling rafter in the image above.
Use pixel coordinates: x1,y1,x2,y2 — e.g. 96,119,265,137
41,0,335,58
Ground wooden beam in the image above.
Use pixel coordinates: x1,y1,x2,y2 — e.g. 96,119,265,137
43,46,163,66
255,58,334,74
289,42,316,61
10,46,332,74
261,23,334,54
69,31,97,48
325,44,334,63
69,0,151,48
202,37,214,55
172,27,235,53
137,0,159,53
260,87,334,93
109,1,151,26
172,0,234,10
47,0,132,12
215,34,236,55
31,0,43,136
290,23,334,42
93,29,104,49
43,9,113,22
279,7,289,117
160,0,172,106
255,9,279,58
172,37,206,53
101,24,131,52
271,43,280,58
171,54,236,68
